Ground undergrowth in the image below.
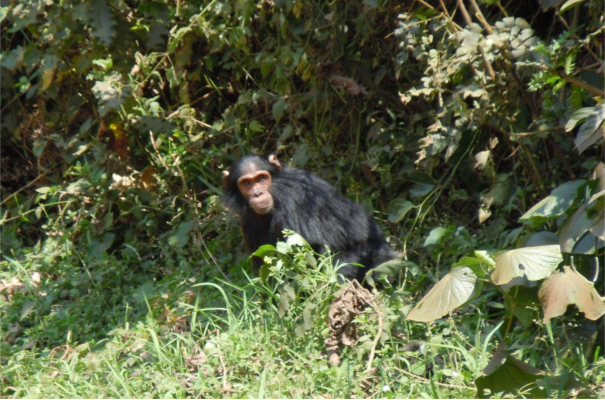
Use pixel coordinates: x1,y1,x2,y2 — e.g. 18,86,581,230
1,0,604,398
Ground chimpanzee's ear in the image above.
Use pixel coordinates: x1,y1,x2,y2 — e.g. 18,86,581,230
268,154,282,170
222,170,229,189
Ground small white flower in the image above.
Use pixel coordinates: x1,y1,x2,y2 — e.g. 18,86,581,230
383,385,390,392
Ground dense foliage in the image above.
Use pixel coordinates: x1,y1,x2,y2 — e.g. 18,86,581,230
1,0,603,397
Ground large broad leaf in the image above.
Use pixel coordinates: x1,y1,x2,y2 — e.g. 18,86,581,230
539,265,605,324
565,107,596,131
491,245,562,285
407,267,477,322
575,112,605,154
560,190,605,253
519,180,585,221
476,343,545,399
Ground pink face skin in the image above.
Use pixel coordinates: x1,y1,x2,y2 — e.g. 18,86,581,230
236,165,274,214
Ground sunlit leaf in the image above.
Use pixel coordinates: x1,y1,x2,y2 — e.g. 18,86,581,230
251,244,277,258
539,265,605,323
565,107,595,131
423,227,451,247
575,110,605,154
560,0,587,13
520,180,585,221
278,283,295,318
20,301,36,321
491,245,562,285
407,267,477,322
286,233,307,248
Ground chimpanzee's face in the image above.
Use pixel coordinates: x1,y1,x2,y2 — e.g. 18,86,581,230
236,164,274,214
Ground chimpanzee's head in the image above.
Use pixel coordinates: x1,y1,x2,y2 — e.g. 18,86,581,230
223,154,282,214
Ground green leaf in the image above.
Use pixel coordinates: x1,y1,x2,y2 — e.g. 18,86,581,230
0,7,8,23
560,0,586,13
251,244,277,258
491,245,562,285
453,256,487,278
35,186,51,194
476,343,545,399
90,0,116,46
520,180,585,221
559,201,598,253
272,98,288,122
248,120,264,133
387,199,414,223
167,221,193,248
276,241,290,254
278,283,295,317
565,107,595,131
20,301,36,321
0,45,24,70
575,105,605,154
423,227,451,247
407,267,477,322
409,183,434,198
66,179,91,194
474,250,496,269
372,259,408,276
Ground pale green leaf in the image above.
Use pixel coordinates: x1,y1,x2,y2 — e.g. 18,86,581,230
423,227,451,247
560,0,586,13
407,267,477,322
492,245,562,285
20,301,36,321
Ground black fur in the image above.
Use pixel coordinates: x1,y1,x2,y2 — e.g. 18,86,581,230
223,155,397,282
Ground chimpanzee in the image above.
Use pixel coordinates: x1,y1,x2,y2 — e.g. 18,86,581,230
222,154,398,282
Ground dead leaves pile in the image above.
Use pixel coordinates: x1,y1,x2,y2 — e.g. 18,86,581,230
325,280,374,366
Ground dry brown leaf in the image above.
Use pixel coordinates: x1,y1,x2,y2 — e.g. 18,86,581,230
327,74,367,95
539,265,605,324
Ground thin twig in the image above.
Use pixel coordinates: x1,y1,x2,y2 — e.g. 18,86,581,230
456,0,472,26
438,0,451,19
468,0,493,34
416,0,434,10
555,69,605,97
149,130,170,170
214,330,231,392
477,45,496,82
366,305,384,372
0,173,48,206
